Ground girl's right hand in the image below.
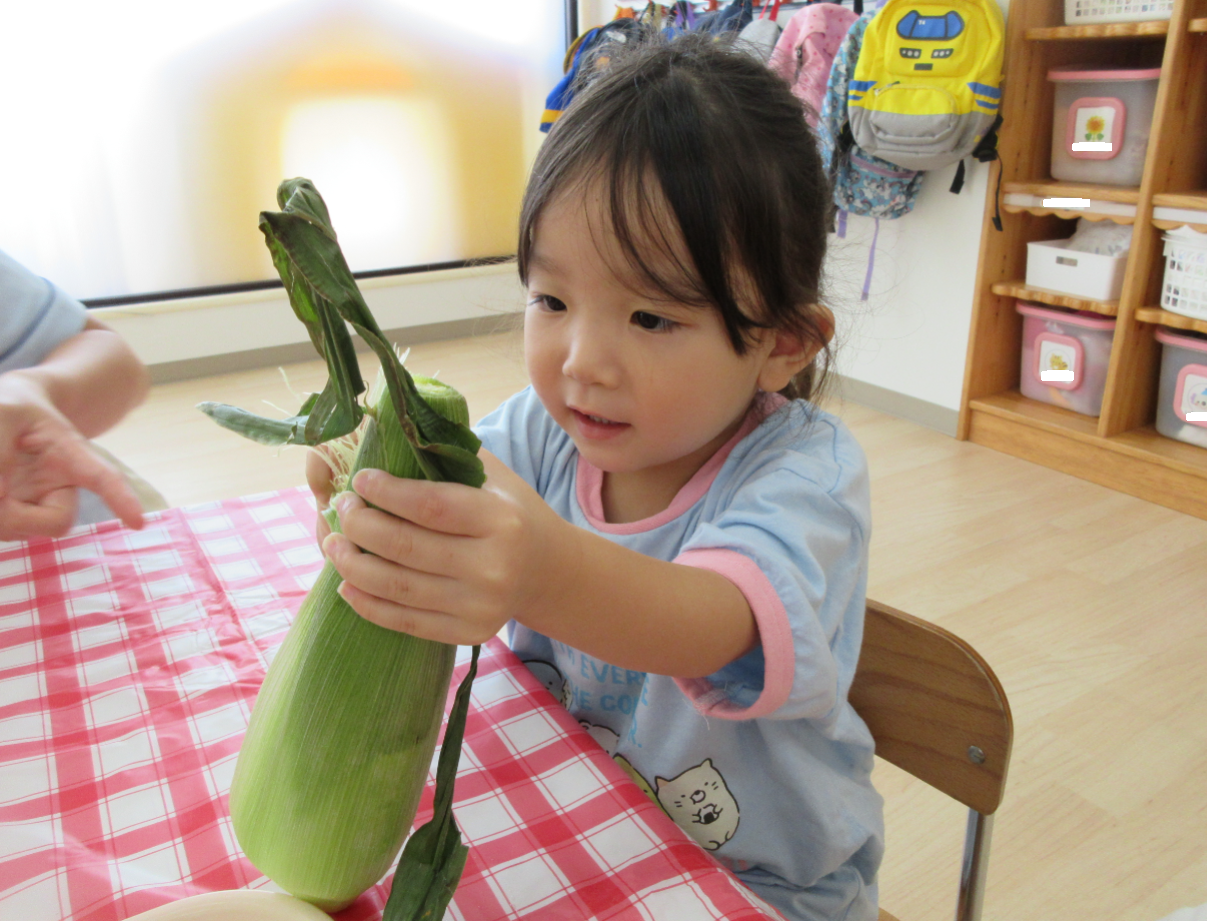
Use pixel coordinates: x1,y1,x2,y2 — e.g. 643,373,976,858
305,447,335,546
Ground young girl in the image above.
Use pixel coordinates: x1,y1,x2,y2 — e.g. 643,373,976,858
313,29,883,921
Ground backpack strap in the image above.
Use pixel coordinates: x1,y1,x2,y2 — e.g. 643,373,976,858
862,218,880,301
950,159,967,195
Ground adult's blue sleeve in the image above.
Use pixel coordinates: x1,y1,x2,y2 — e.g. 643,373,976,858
0,250,89,374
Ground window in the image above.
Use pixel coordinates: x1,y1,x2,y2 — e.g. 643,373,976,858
0,1,564,301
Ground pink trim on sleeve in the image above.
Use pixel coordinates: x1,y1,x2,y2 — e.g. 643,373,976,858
576,392,788,534
672,547,795,720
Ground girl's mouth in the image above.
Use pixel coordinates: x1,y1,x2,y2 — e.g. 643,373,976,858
571,409,630,440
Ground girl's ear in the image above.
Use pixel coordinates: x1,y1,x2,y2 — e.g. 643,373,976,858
757,305,834,393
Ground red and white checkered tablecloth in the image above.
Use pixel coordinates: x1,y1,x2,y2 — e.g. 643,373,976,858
0,487,785,921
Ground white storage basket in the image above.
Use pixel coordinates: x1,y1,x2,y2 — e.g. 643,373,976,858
1064,0,1172,24
1161,227,1207,321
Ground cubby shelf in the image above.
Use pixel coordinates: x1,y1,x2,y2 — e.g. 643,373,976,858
1151,190,1207,231
1026,19,1171,38
959,0,1207,520
1004,181,1142,203
991,280,1120,315
1002,180,1141,221
1134,307,1207,335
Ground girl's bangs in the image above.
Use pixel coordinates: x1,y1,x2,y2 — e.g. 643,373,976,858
583,155,718,311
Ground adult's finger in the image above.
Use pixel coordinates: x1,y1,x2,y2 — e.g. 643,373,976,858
63,442,145,531
0,488,78,540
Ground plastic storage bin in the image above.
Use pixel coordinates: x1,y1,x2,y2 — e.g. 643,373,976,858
1160,226,1207,321
1154,327,1207,449
1026,238,1128,300
1048,67,1160,186
1064,0,1172,25
1017,301,1116,416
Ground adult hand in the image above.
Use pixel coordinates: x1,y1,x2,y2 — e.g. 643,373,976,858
321,450,578,645
0,371,144,540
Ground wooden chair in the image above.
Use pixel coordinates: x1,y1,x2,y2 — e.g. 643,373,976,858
850,600,1014,921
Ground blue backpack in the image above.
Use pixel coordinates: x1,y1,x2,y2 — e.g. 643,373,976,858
818,11,924,299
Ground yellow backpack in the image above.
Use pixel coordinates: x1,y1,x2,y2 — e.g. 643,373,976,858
847,0,1004,172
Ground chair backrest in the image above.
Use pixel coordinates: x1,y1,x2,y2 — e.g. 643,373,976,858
850,599,1013,815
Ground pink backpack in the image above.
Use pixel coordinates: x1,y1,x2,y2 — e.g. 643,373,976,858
768,2,859,127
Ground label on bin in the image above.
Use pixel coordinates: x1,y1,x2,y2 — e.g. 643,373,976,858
1175,365,1207,426
1036,334,1082,391
1067,97,1124,161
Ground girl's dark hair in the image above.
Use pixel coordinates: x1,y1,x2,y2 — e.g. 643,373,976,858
517,27,834,404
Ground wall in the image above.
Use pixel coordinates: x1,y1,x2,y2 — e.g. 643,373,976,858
824,161,991,430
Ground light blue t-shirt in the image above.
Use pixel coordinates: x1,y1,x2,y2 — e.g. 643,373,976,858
474,385,884,921
0,249,115,525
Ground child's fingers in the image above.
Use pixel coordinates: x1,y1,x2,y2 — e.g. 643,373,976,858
322,531,464,621
305,448,335,508
333,493,462,577
335,578,490,646
315,511,332,547
350,469,487,537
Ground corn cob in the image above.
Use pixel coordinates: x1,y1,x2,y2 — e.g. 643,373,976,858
198,178,483,917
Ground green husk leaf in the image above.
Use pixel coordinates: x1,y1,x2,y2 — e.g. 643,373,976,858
383,644,480,921
195,176,484,490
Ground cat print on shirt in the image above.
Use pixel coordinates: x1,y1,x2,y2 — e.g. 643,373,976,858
580,722,666,811
614,753,661,807
524,659,571,708
655,759,740,851
579,720,620,754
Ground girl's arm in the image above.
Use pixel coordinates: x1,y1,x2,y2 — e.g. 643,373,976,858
323,450,758,678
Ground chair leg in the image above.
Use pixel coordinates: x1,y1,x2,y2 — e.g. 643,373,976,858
955,810,994,921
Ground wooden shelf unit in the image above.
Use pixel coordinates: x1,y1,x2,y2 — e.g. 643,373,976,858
1134,307,1207,335
1151,190,1207,231
1026,19,1170,38
959,0,1207,520
990,280,1120,315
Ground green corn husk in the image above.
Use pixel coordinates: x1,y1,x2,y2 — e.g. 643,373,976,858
199,178,484,916
227,377,463,911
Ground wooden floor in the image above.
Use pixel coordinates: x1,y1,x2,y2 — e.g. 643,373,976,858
95,329,1207,921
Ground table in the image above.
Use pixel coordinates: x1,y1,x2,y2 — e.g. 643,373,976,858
0,487,785,921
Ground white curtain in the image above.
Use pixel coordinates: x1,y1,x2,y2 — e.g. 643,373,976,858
0,0,562,301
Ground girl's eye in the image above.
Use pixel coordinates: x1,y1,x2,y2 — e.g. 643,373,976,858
633,311,677,332
529,294,566,312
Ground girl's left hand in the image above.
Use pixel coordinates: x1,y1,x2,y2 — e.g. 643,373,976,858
322,450,576,645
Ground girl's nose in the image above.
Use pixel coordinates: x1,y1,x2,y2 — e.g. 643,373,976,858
561,319,621,388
